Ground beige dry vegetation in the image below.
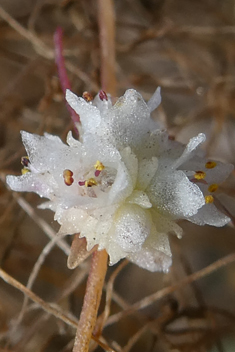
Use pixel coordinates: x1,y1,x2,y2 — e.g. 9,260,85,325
0,0,235,351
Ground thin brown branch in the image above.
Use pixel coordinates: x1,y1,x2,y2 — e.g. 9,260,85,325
0,4,53,59
0,5,97,90
98,0,116,96
0,268,115,352
0,267,78,328
15,195,70,256
106,253,235,326
16,232,67,326
95,259,128,336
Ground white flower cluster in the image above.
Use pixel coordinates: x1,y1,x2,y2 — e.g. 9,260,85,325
6,88,233,272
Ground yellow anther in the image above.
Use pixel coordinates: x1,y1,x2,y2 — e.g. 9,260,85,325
208,184,218,193
63,169,73,178
205,195,214,204
85,178,97,187
21,168,29,175
205,161,217,169
194,171,206,180
82,91,93,102
94,160,105,171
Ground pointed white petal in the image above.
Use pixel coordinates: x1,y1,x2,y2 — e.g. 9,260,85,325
172,133,206,169
66,89,101,133
147,170,205,218
147,87,161,112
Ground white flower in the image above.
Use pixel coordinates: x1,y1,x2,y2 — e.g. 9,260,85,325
6,88,233,272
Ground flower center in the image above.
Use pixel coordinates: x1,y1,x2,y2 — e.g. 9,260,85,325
63,160,116,198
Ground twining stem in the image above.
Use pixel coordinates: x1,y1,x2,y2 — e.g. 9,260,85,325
72,250,108,352
98,0,116,96
54,27,80,132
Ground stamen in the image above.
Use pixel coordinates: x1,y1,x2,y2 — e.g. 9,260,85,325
194,170,206,180
21,168,30,175
94,160,105,171
205,161,217,169
208,184,218,193
21,156,29,167
78,181,86,186
95,170,101,177
94,160,105,177
82,91,93,102
85,178,97,187
205,195,214,204
63,169,74,186
99,90,108,101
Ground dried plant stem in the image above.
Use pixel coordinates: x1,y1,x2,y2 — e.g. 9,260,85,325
95,260,128,336
0,267,78,328
0,4,53,59
0,5,97,89
98,0,116,96
16,233,67,325
0,267,115,352
106,252,235,326
72,250,108,352
16,195,70,256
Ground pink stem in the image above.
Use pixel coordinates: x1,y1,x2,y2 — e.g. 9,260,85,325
54,27,80,129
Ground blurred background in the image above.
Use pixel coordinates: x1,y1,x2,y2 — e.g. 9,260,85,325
0,0,235,351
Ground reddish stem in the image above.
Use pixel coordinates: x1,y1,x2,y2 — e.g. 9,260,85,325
54,27,80,128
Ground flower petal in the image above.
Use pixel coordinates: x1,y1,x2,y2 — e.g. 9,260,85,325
180,156,234,184
147,170,205,218
6,173,55,199
189,203,230,227
147,87,161,113
66,89,101,134
137,157,158,190
127,190,152,209
107,89,158,150
172,133,206,169
113,204,152,252
128,230,172,272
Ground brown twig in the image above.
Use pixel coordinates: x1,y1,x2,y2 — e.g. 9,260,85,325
0,267,115,352
16,232,67,326
15,195,70,256
95,259,128,336
98,0,116,96
0,4,53,59
106,253,235,326
0,267,78,328
0,5,97,90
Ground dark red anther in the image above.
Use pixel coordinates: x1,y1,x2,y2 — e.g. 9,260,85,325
78,180,86,186
95,170,101,177
21,156,29,167
99,90,108,101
